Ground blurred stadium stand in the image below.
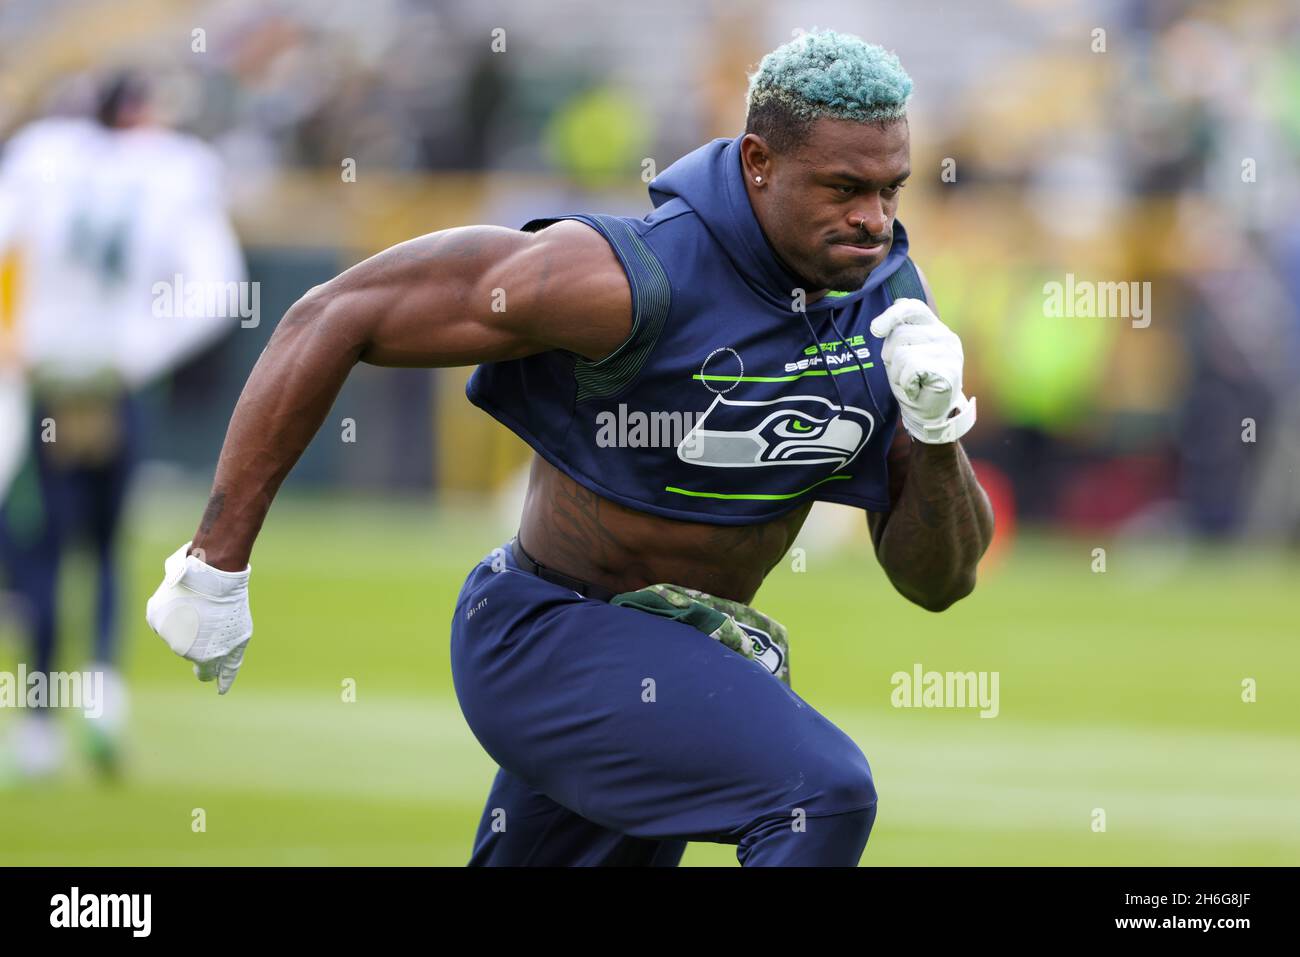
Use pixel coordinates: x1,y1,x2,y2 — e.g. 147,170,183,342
2,0,1298,539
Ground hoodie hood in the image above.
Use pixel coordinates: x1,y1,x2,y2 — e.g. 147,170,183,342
648,133,910,314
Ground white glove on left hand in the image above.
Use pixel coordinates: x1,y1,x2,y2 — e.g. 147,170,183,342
869,297,977,445
144,541,252,694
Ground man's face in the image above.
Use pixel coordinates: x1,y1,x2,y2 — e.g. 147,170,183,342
743,117,910,294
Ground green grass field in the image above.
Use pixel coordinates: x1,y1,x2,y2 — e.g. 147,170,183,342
1,487,1297,865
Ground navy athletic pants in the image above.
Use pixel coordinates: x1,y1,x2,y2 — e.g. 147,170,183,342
449,540,878,866
0,396,139,683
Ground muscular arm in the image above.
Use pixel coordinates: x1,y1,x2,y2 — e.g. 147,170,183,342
190,221,632,570
865,269,994,612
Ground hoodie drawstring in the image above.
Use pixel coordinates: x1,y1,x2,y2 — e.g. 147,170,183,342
797,309,848,417
825,307,886,418
797,305,886,428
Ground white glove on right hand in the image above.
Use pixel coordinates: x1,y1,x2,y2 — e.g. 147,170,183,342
144,541,253,695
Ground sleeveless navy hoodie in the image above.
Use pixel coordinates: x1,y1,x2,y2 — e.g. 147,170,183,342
466,133,925,525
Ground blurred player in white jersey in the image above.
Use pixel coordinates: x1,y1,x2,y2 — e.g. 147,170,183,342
0,72,245,780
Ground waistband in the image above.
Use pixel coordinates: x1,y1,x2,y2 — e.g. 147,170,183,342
510,535,619,603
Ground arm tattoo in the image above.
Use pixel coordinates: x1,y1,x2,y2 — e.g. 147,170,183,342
875,441,994,609
199,491,226,534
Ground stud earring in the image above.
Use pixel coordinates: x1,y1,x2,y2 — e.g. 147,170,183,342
754,176,762,184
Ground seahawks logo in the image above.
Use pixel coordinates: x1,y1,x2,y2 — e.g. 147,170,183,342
677,394,875,469
736,620,785,678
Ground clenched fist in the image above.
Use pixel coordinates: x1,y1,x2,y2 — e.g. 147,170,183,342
870,297,977,445
145,541,253,694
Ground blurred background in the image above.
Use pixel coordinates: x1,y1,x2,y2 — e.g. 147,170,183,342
0,0,1296,865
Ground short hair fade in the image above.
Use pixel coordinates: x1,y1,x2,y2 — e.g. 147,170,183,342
745,30,912,154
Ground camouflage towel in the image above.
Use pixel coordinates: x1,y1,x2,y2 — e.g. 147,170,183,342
609,583,791,686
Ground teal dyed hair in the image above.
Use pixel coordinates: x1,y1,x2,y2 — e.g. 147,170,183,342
745,30,912,151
